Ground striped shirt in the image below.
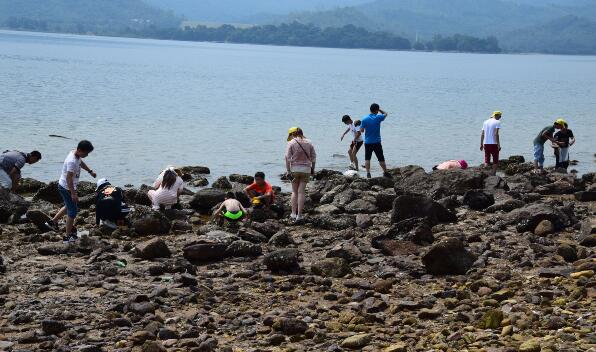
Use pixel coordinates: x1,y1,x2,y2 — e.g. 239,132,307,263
0,151,26,173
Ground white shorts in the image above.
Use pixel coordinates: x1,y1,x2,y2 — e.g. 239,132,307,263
0,169,12,189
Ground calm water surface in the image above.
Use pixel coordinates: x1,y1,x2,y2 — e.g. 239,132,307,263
1,30,595,187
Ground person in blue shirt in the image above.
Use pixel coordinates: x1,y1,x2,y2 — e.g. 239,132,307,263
359,103,391,178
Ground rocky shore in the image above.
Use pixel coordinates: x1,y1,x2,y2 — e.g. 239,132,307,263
0,157,594,352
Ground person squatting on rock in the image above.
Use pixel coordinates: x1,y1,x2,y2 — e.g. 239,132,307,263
552,120,575,170
0,150,42,191
148,167,184,211
285,127,316,222
359,103,391,179
47,140,96,242
214,191,249,226
95,178,131,229
433,159,469,171
340,115,363,172
480,111,502,175
244,171,275,208
533,119,564,173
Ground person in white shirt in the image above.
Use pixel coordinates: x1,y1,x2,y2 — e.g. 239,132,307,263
340,115,364,171
148,167,185,210
48,140,96,242
480,111,502,175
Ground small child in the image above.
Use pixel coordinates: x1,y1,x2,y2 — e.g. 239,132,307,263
553,122,575,170
214,192,249,225
340,115,364,171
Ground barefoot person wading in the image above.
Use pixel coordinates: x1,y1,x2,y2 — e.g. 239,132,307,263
340,115,363,171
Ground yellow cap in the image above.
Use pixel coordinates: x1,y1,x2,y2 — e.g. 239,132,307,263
492,111,502,117
287,127,300,141
555,118,567,127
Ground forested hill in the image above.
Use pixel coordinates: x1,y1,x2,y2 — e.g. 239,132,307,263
144,0,371,22
0,0,180,33
282,0,596,54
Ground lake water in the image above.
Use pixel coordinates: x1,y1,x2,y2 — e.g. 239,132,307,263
1,30,595,188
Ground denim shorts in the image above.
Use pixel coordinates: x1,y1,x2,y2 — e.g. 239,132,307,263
533,143,545,166
58,185,78,218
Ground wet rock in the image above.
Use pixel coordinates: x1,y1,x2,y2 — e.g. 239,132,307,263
574,191,596,202
130,206,171,236
311,258,352,278
557,243,577,262
376,189,397,212
268,230,294,247
506,203,570,233
534,219,554,236
251,220,282,237
183,241,227,262
263,249,300,272
41,319,67,335
238,227,268,243
229,174,254,184
578,219,596,246
535,180,576,195
485,199,525,213
391,193,456,225
272,317,307,335
462,189,495,210
483,175,509,191
202,230,240,245
225,240,262,257
179,273,198,287
311,214,356,230
340,334,371,349
33,181,62,204
345,199,378,214
0,188,29,222
25,209,53,232
135,238,171,260
212,176,232,189
189,188,226,214
396,167,488,197
422,238,476,275
15,178,46,194
326,243,362,263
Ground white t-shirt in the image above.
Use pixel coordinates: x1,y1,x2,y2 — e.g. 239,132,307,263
58,151,81,190
150,176,184,206
482,118,501,145
350,123,363,142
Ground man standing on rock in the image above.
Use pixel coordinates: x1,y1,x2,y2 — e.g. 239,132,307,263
533,119,563,173
360,103,391,179
0,150,42,192
47,140,96,242
480,111,502,175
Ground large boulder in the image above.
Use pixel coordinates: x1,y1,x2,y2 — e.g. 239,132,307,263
575,191,596,202
0,188,30,223
229,174,254,185
183,241,227,262
15,178,46,194
505,203,571,233
212,177,232,189
394,167,489,198
225,240,262,257
462,190,495,210
130,206,171,236
122,185,152,206
135,238,171,260
422,238,476,275
189,188,226,214
535,180,576,195
33,181,62,204
263,249,300,272
344,199,378,214
385,219,434,245
311,214,356,230
391,194,456,226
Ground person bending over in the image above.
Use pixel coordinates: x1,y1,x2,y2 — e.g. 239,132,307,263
148,168,184,210
95,178,131,229
340,115,363,171
533,119,563,173
245,171,275,208
0,150,42,191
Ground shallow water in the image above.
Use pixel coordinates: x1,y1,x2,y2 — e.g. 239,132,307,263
1,30,595,187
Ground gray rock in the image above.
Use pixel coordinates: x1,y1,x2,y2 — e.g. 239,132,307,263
189,188,226,214
355,214,373,229
462,189,495,210
311,214,356,230
575,191,596,202
311,257,352,278
578,219,596,247
326,243,363,263
272,317,307,335
212,176,232,189
41,319,66,335
268,230,294,247
183,241,227,262
391,193,456,225
130,206,171,236
225,240,262,257
506,203,571,233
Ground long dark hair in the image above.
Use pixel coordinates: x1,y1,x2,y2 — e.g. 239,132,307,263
161,170,177,190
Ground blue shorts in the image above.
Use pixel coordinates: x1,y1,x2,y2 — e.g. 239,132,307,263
533,143,545,166
58,185,78,218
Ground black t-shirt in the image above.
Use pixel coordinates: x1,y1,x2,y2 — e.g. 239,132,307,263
96,185,125,223
554,129,574,148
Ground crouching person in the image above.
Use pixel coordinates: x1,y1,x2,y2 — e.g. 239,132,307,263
214,192,249,226
95,178,131,229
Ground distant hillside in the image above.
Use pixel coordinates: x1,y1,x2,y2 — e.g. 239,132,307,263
503,15,596,54
281,0,596,54
0,0,180,32
144,0,371,23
